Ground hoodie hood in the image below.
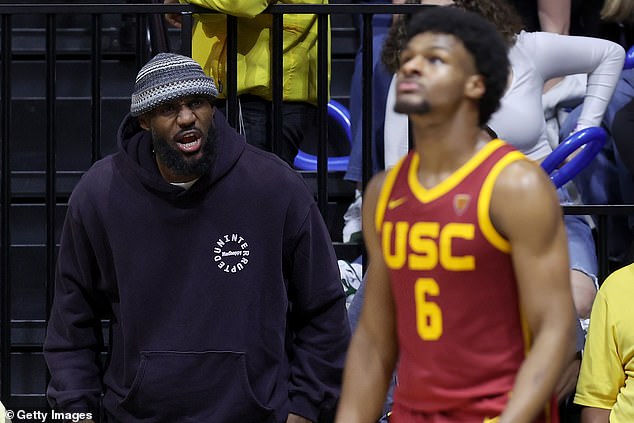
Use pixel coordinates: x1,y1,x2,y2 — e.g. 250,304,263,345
115,109,246,200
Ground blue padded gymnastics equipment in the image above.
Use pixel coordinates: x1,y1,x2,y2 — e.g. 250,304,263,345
541,126,608,188
293,99,352,171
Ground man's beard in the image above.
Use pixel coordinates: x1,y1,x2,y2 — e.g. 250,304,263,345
394,99,431,115
152,126,217,178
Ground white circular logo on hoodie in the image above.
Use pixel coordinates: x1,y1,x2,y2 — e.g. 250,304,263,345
213,233,250,273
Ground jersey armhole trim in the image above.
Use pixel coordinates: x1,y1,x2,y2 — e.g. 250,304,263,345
477,151,526,253
376,156,408,232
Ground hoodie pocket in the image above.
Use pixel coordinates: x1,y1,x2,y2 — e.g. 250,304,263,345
118,350,274,421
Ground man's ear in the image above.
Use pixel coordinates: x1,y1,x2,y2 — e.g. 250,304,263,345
138,114,151,131
465,74,486,101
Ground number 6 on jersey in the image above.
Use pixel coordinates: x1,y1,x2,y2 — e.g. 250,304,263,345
415,278,443,340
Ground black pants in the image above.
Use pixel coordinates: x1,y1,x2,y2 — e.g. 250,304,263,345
216,94,318,167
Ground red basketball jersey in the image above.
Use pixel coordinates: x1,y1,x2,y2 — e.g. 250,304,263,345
377,140,556,422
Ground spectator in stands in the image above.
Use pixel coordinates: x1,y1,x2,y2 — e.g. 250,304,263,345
163,0,327,167
43,53,350,423
551,1,634,266
335,8,576,422
558,70,634,267
574,262,634,422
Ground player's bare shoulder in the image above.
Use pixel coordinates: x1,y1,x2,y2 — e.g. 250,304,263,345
490,158,562,238
364,170,390,207
494,159,559,206
363,171,389,226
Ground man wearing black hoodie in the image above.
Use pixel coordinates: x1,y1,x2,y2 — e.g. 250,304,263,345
44,53,351,423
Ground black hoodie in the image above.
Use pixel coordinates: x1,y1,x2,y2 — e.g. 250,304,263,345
44,111,351,422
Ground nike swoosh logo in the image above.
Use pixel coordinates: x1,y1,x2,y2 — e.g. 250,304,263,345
388,197,408,210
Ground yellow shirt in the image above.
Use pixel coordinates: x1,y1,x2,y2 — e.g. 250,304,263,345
183,0,329,104
575,264,634,422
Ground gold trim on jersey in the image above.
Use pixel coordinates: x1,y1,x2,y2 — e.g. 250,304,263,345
477,151,526,253
478,150,534,363
408,139,507,204
376,156,408,232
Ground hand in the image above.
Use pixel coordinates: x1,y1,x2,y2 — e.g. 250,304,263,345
555,355,581,402
164,0,182,28
560,145,585,166
286,413,313,423
560,125,590,166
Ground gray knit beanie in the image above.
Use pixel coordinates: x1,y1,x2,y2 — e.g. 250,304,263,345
130,53,218,116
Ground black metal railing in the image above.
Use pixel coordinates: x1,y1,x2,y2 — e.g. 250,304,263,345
0,1,632,413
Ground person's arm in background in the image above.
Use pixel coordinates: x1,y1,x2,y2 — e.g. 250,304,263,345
580,407,611,423
334,172,399,423
164,0,183,27
530,31,625,132
164,0,271,27
491,159,577,423
538,0,570,35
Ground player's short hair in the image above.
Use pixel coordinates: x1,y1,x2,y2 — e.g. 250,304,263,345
405,7,510,126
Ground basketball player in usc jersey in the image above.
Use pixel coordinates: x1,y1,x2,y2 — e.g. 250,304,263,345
335,7,576,423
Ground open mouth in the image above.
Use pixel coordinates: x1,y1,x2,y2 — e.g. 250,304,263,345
175,131,203,153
